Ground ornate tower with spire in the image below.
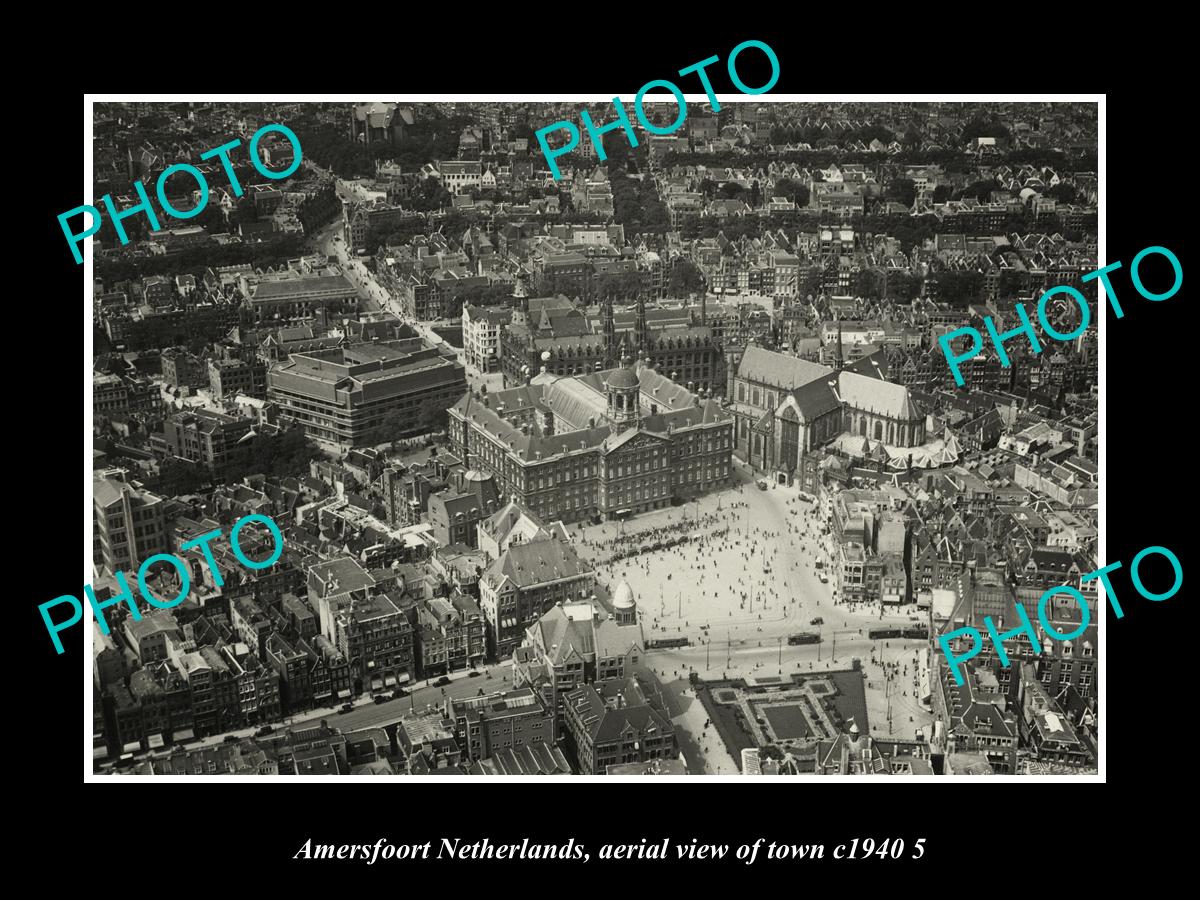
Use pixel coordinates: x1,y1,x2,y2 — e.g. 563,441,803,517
835,319,845,371
634,292,648,357
602,296,616,368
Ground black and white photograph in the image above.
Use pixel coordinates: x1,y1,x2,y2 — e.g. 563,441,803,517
74,95,1111,782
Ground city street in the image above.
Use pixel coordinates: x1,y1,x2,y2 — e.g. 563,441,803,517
182,660,517,750
309,218,500,390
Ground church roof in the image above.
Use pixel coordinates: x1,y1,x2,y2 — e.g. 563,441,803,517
790,377,841,422
737,346,833,390
837,371,923,421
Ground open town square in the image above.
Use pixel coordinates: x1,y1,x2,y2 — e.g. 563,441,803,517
571,460,934,774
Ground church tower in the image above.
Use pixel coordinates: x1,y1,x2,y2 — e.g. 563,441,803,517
835,320,845,371
604,355,642,433
602,296,616,368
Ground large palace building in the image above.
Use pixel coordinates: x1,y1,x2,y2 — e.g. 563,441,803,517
449,355,734,523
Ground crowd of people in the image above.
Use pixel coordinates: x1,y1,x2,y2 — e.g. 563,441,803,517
581,509,734,565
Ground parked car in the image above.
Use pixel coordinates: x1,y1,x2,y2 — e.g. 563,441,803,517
434,676,452,687
339,703,354,714
468,671,482,678
254,726,274,738
391,689,409,700
756,480,768,491
223,734,240,743
819,573,829,584
373,695,388,704
810,617,824,625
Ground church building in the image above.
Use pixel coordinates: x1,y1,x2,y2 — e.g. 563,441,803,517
731,342,930,484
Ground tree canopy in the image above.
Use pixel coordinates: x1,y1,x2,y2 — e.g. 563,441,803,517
886,177,917,208
409,176,451,212
97,233,309,283
225,426,322,481
771,177,810,207
668,259,705,295
932,270,985,306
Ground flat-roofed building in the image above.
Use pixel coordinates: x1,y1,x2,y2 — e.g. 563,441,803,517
333,592,415,689
93,373,160,416
446,687,554,762
562,673,677,775
123,610,181,663
243,269,359,324
160,408,255,477
94,474,168,576
463,304,512,372
209,357,268,399
268,343,466,449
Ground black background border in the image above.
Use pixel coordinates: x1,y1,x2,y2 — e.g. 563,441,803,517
25,28,1190,882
